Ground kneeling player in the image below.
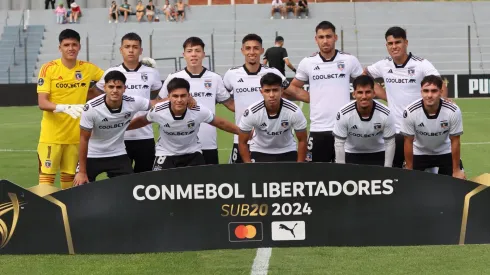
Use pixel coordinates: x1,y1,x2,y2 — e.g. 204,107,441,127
333,75,396,167
401,75,465,179
128,77,240,170
74,71,152,185
238,73,308,163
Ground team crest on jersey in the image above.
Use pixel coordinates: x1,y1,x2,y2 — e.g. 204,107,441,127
45,160,51,168
408,68,415,77
204,79,212,90
403,110,408,118
38,78,44,86
124,112,131,119
83,104,89,111
281,120,289,128
336,112,341,120
243,109,249,117
141,73,148,82
187,120,195,129
75,71,82,81
374,123,382,131
337,61,345,71
440,120,449,129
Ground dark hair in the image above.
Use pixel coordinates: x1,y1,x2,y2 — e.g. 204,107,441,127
352,75,375,90
104,70,127,84
275,36,284,42
421,75,443,90
183,36,205,50
167,77,190,93
59,29,80,44
121,32,142,46
260,73,283,87
242,34,262,45
385,26,407,40
315,21,336,33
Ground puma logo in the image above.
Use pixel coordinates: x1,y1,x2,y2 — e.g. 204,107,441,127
279,223,298,238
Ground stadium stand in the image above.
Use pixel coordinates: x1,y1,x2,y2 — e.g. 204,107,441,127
1,2,490,83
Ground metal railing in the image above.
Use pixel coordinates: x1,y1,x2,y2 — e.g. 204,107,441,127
3,10,26,84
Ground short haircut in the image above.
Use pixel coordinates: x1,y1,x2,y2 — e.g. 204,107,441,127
260,73,283,87
315,21,336,33
352,75,375,90
104,70,127,84
242,34,262,45
275,36,284,42
421,75,443,90
121,32,142,46
59,29,80,44
167,77,191,93
385,26,407,40
183,36,205,50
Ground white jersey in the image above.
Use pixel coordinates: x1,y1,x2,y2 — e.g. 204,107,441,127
96,63,163,140
80,94,151,158
158,68,231,150
239,99,307,154
295,50,363,132
400,99,463,155
223,64,290,143
146,102,214,156
367,53,440,132
333,101,396,153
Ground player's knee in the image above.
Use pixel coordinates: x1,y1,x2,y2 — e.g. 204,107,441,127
39,173,56,185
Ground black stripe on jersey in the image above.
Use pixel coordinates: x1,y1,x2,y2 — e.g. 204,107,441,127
123,95,135,102
190,106,201,111
251,101,265,113
442,102,457,112
375,106,390,116
408,100,423,112
340,102,356,113
411,55,424,61
282,101,298,111
90,99,104,107
341,105,356,115
155,103,170,112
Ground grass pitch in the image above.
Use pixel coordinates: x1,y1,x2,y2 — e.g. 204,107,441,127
0,99,489,274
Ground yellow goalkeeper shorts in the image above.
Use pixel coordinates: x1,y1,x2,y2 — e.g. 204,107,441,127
37,143,79,175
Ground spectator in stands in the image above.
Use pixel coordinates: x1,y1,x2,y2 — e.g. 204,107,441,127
162,0,176,22
136,1,145,22
146,0,156,22
284,0,296,18
119,0,132,23
176,0,190,22
55,3,67,24
263,36,296,77
45,0,55,9
271,0,284,20
109,1,119,23
296,0,308,18
70,1,81,23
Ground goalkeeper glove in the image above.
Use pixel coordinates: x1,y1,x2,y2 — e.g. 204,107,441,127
54,104,84,119
141,57,157,68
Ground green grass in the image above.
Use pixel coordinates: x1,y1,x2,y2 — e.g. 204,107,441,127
0,99,490,274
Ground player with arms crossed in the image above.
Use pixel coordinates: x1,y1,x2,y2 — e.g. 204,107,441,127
238,73,308,163
289,21,364,163
333,75,396,167
364,26,449,169
400,75,465,179
74,71,153,185
223,33,308,164
159,37,234,164
96,32,162,173
129,78,240,170
37,29,104,189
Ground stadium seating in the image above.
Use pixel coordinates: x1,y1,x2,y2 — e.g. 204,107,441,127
1,2,490,84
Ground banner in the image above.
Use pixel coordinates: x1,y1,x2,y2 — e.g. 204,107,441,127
456,74,490,98
1,163,490,254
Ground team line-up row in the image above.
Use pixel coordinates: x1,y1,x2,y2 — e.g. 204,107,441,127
34,20,465,189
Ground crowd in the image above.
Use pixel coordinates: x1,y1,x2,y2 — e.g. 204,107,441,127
35,20,465,188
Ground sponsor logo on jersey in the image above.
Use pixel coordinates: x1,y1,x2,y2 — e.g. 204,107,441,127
187,120,195,129
162,129,195,136
418,122,425,127
163,123,170,128
204,79,212,90
75,71,82,81
337,61,345,71
243,109,249,117
83,104,89,111
38,78,44,86
98,120,130,129
102,118,108,122
385,78,416,84
351,125,358,129
125,84,148,90
314,66,320,70
281,120,289,128
235,87,261,93
388,69,393,73
55,82,86,89
238,78,244,83
190,92,213,98
141,73,148,82
267,130,287,136
416,130,449,136
440,120,449,129
312,73,346,80
349,131,382,138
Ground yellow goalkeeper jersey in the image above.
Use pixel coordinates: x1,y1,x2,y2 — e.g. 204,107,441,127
37,59,104,144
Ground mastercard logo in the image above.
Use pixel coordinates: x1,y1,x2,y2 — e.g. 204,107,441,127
234,225,257,239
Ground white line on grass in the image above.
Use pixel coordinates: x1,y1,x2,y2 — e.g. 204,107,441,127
251,247,272,275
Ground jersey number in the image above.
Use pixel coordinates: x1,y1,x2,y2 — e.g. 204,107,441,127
307,136,313,151
156,156,167,165
232,148,238,162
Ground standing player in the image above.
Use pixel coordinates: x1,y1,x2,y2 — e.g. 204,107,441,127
289,21,364,163
158,37,234,165
74,71,152,185
364,26,449,169
129,78,240,170
37,29,104,189
400,75,465,179
333,75,396,167
95,32,162,173
238,73,308,163
223,33,309,164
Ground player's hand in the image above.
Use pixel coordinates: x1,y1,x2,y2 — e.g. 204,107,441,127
141,57,157,68
187,96,197,108
54,104,84,119
453,170,466,180
73,172,89,186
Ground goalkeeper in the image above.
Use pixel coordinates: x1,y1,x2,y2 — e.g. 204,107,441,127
95,32,163,173
37,29,104,189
